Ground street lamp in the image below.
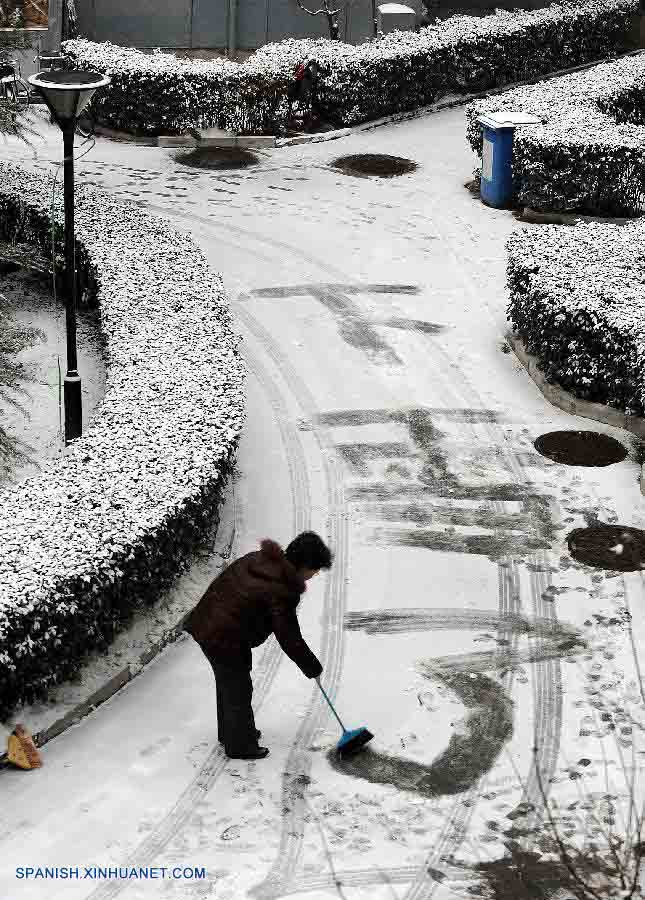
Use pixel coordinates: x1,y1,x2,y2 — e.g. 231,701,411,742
27,69,110,444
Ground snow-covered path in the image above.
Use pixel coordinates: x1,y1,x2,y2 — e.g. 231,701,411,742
1,108,645,900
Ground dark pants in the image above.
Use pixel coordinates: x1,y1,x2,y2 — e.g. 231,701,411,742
200,644,258,754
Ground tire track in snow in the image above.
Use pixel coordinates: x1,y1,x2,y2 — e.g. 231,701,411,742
278,311,551,900
392,321,557,900
331,420,521,898
401,161,635,888
277,861,469,894
141,203,366,294
84,343,312,900
323,313,532,900
523,548,564,835
131,206,354,900
427,196,610,849
241,307,525,899
412,212,568,848
235,304,351,900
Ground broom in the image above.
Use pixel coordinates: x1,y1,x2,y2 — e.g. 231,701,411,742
315,678,374,757
7,724,42,770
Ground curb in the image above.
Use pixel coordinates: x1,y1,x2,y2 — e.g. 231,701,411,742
0,619,188,769
506,331,645,495
516,207,636,227
275,46,645,147
95,125,279,149
157,134,278,149
93,124,159,146
92,47,645,151
0,514,236,770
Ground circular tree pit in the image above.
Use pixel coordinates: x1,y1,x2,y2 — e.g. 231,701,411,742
174,147,260,170
534,430,628,467
331,154,418,178
567,525,645,571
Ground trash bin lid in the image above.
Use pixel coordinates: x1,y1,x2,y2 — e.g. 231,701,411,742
378,2,415,11
477,111,542,129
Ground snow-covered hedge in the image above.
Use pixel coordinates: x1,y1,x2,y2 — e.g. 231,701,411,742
507,220,645,414
0,162,245,721
466,51,645,216
60,42,290,137
62,0,636,136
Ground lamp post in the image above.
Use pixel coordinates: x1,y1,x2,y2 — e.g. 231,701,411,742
27,69,110,444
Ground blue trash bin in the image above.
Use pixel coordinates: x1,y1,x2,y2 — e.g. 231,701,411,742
477,112,542,209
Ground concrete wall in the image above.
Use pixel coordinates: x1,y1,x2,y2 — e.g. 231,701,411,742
64,0,558,52
76,0,192,47
71,0,426,50
191,0,228,49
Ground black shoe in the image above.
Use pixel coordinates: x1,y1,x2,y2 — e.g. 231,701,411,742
225,746,270,760
219,729,261,745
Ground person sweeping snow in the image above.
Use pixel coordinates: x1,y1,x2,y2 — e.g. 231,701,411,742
184,531,332,760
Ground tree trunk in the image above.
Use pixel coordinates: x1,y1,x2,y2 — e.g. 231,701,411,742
326,11,340,38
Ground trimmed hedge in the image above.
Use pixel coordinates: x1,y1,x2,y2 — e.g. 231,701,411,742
506,220,645,416
63,0,636,137
0,163,245,721
466,52,645,216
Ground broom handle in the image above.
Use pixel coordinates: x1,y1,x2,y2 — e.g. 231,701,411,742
315,677,347,732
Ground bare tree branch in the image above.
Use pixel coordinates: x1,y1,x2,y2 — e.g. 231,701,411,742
294,0,329,16
293,0,344,38
294,0,343,15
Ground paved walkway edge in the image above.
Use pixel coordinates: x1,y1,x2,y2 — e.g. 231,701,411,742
93,124,159,146
507,331,645,495
94,48,645,151
0,621,188,769
0,510,236,769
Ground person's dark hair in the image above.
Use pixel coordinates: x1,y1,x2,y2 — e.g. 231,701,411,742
285,531,333,571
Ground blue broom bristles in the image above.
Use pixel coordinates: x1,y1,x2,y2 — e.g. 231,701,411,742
337,727,374,756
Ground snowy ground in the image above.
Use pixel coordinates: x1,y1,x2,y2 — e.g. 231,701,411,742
0,268,106,491
0,105,644,900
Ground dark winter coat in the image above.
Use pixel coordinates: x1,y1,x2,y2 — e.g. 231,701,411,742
183,539,323,679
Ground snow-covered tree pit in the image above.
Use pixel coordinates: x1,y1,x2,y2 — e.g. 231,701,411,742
0,162,245,721
62,0,635,137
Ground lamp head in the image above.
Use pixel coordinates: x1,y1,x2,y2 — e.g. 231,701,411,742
28,70,110,128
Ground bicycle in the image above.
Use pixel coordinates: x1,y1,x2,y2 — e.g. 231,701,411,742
0,59,31,107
